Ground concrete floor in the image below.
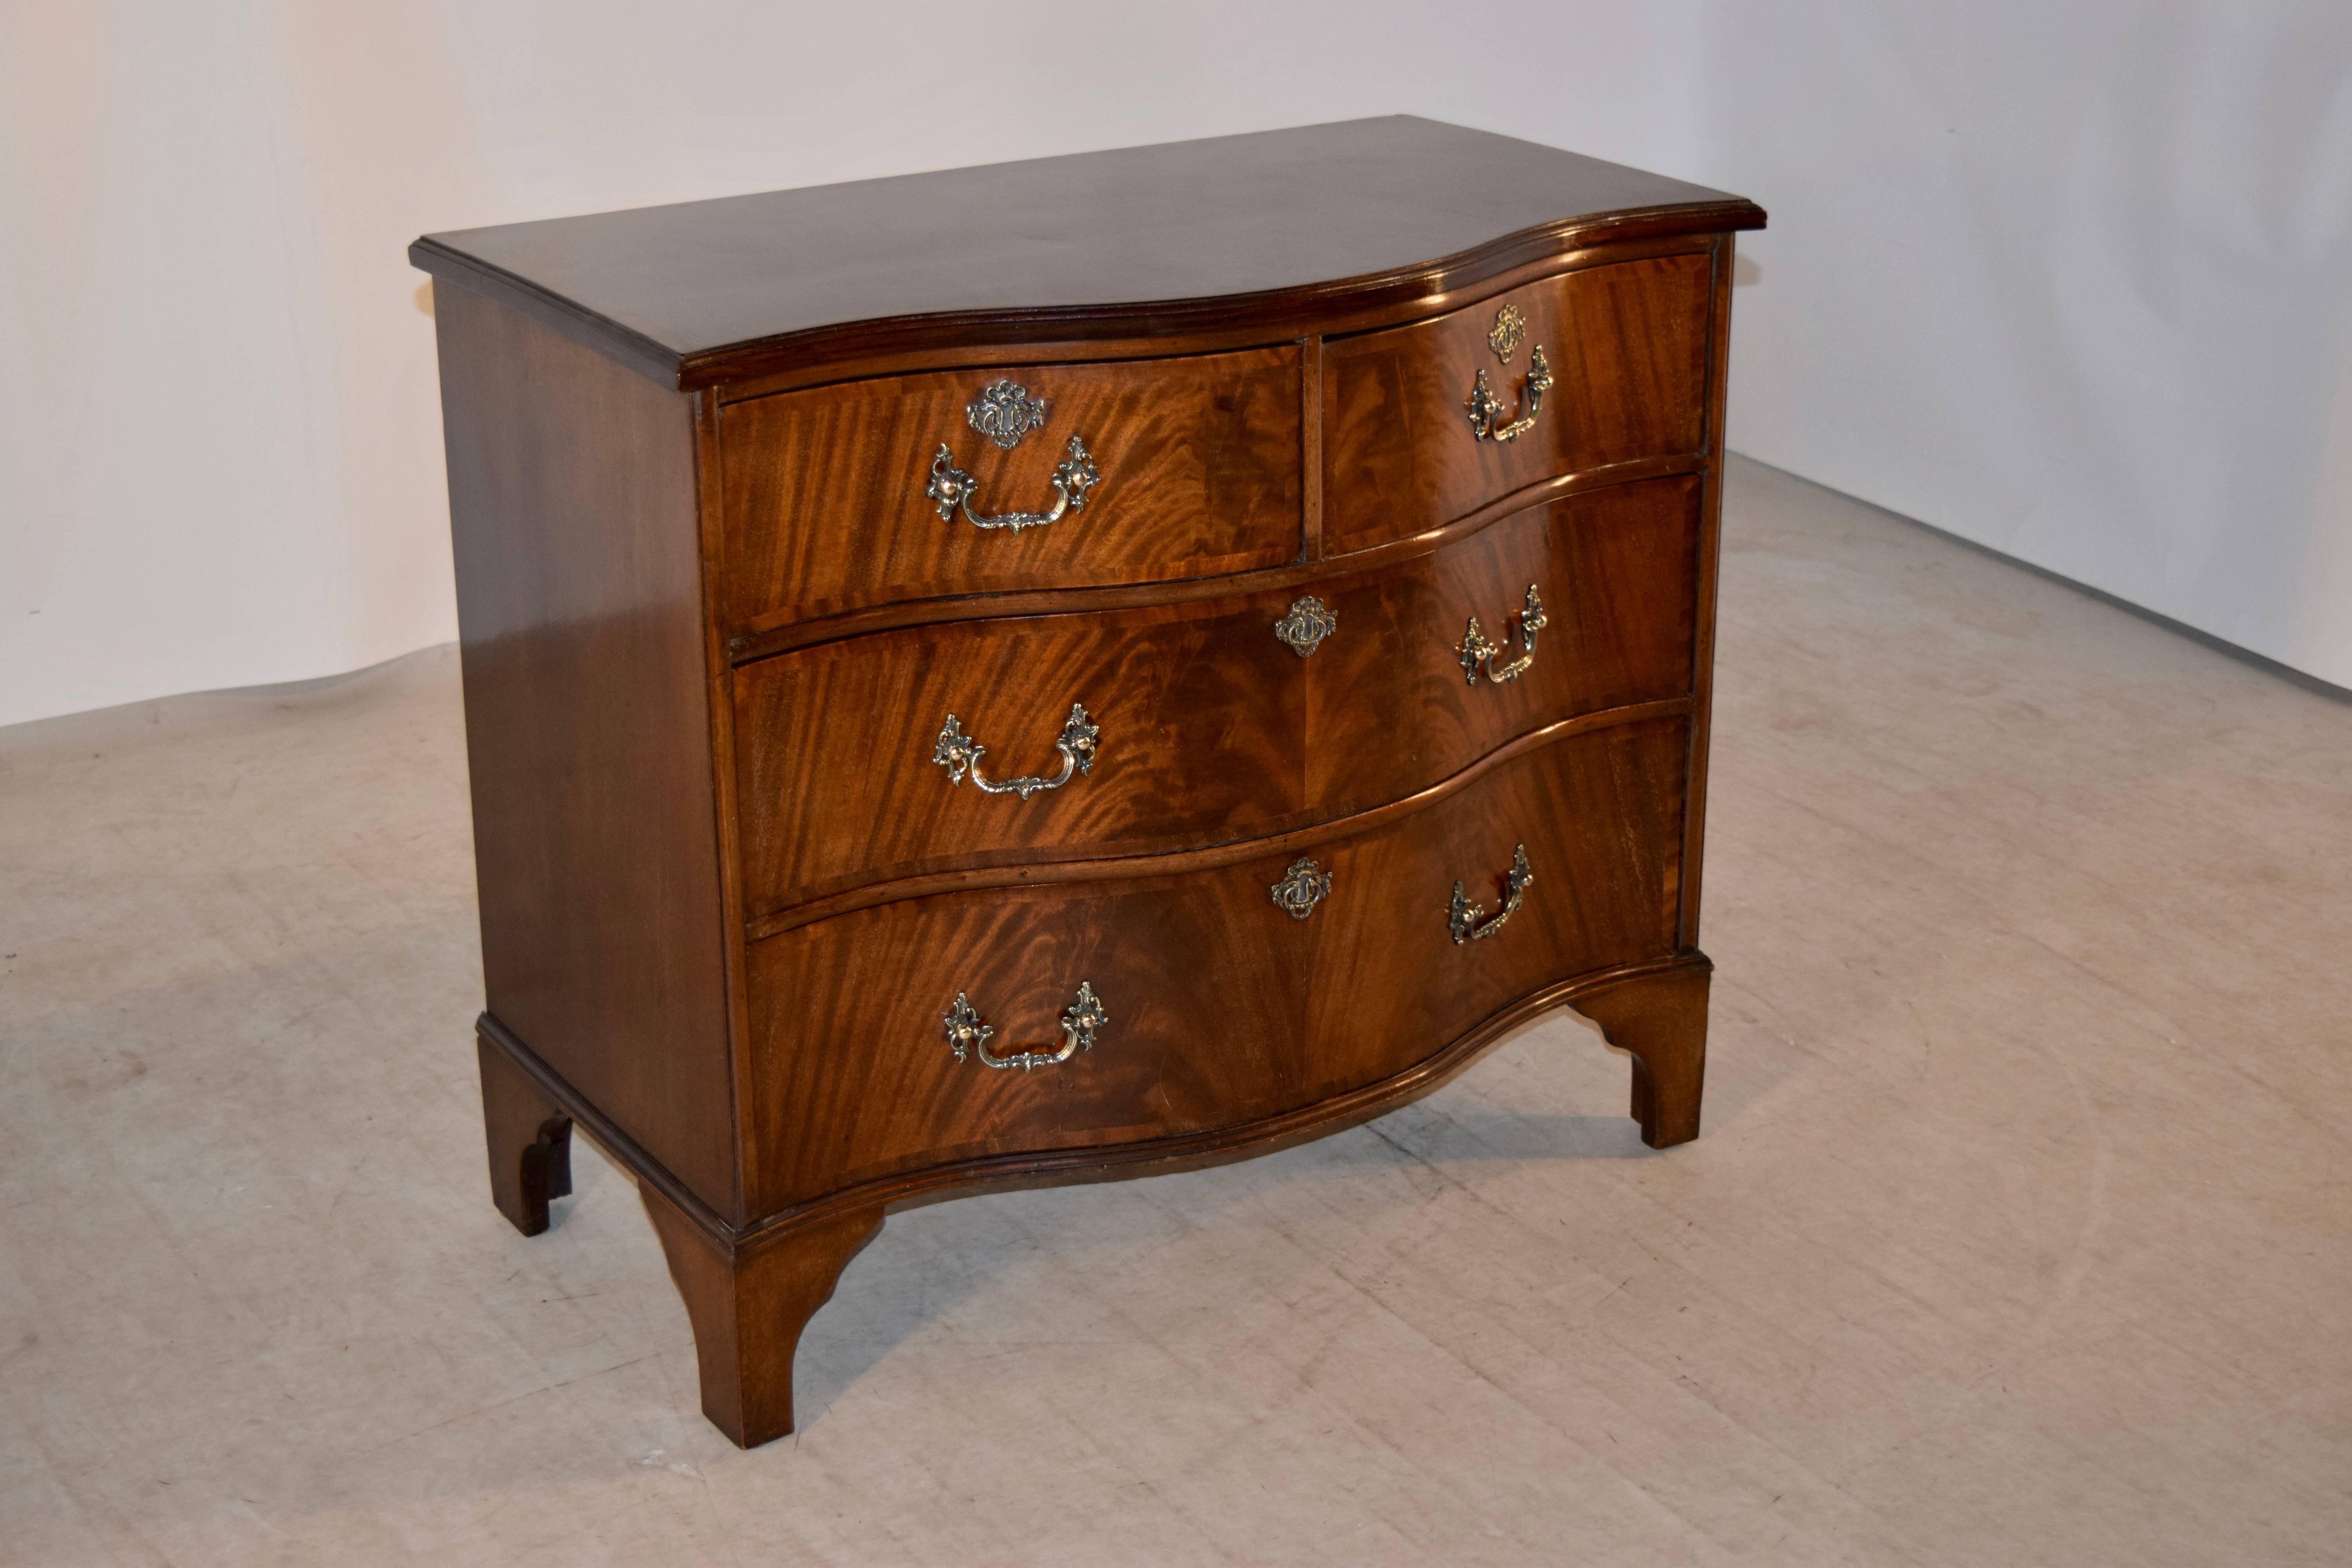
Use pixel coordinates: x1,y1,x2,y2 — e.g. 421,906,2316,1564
3,457,2348,1566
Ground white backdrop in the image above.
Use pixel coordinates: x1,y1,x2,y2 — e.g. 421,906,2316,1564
1704,4,2352,693
4,0,2348,728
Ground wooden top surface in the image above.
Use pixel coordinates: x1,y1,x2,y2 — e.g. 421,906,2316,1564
411,116,1762,388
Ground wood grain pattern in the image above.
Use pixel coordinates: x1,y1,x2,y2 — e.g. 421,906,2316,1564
408,116,1762,390
742,702,1691,942
721,453,1705,665
434,282,737,1217
1323,252,1712,554
732,476,1699,921
723,456,1697,668
740,718,1686,1217
1304,476,1701,813
733,591,1304,920
718,348,1301,632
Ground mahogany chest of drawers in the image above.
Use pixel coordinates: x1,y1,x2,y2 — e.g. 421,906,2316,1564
412,116,1764,1448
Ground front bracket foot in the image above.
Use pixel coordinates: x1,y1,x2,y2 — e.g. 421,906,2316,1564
640,1187,884,1448
1572,962,1711,1148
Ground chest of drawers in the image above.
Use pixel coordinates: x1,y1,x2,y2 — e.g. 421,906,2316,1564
413,116,1763,1448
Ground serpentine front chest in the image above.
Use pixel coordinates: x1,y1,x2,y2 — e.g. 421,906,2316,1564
412,115,1764,1448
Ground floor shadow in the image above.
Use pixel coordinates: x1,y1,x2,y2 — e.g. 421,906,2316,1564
1336,1108,1659,1163
784,1093,1662,1423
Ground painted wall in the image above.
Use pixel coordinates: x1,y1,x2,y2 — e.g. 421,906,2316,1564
4,1,2346,727
1696,3,2352,690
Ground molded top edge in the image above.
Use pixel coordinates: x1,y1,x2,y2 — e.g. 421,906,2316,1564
410,116,1763,389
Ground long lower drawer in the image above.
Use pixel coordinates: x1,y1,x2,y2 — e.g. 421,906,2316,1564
741,715,1688,1215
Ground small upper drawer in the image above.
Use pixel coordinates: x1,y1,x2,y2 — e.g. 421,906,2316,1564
717,349,1304,633
1321,252,1713,555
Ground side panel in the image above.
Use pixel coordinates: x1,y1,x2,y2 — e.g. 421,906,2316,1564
434,283,737,1216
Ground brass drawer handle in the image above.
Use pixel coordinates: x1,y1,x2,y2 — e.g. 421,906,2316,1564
1465,304,1553,443
1459,585,1546,684
924,381,1100,533
1449,844,1533,944
927,435,1100,532
1465,349,1550,443
932,703,1100,800
942,982,1109,1072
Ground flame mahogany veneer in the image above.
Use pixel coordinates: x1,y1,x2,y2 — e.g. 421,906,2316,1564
414,116,1763,1448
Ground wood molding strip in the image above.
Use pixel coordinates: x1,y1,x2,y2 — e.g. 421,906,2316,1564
702,233,1726,405
476,1012,738,1251
677,206,1760,392
413,242,681,387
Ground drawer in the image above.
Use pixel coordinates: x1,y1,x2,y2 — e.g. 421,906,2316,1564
1322,252,1713,554
734,593,1309,919
717,348,1304,632
732,475,1700,922
1305,475,1700,818
742,717,1688,1211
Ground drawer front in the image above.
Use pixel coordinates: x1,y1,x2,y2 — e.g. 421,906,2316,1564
742,719,1687,1212
718,348,1303,632
733,475,1699,922
1305,475,1699,818
1322,252,1712,555
734,594,1309,919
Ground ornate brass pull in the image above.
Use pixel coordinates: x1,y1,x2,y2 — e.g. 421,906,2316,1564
932,703,1100,800
1459,585,1547,684
927,435,1100,532
1449,844,1534,945
1465,303,1553,443
925,381,1099,533
1272,595,1336,657
1465,348,1551,443
942,983,1109,1072
1269,857,1332,920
